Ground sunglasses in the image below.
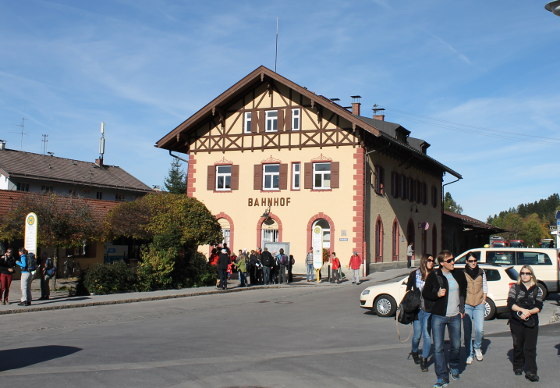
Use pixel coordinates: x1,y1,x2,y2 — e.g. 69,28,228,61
427,259,434,263
520,272,532,276
467,259,477,263
443,258,454,264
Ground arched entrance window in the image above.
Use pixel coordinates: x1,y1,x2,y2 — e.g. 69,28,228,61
375,217,384,262
218,218,231,247
261,218,279,245
312,219,331,251
392,219,399,261
432,224,438,255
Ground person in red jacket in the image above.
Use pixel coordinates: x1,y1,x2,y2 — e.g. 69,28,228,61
331,252,341,284
348,251,362,285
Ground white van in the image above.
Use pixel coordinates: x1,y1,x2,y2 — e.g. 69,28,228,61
454,248,559,299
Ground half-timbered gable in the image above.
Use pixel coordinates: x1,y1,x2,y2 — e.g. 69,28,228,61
156,66,461,274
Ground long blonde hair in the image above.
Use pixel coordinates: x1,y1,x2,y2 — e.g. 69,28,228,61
517,265,537,287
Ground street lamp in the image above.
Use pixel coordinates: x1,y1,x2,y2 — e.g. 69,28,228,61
545,1,560,16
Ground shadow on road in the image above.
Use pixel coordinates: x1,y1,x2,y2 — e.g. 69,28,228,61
0,345,81,371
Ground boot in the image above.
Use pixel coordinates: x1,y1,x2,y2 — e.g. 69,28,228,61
409,352,420,364
420,357,428,372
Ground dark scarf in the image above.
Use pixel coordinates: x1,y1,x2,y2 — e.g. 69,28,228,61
465,264,480,280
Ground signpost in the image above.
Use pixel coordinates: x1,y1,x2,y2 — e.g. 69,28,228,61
24,212,38,255
312,225,323,282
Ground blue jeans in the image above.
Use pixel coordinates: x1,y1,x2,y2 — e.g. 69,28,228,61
238,271,247,287
306,263,314,281
431,313,462,380
263,266,271,284
412,309,432,359
464,303,485,358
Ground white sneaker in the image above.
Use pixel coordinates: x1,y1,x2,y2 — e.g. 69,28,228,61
466,356,473,365
475,349,483,361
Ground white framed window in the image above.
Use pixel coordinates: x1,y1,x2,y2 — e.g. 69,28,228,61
292,162,300,190
292,108,300,130
262,229,279,244
221,228,231,247
216,165,232,190
313,162,331,190
263,164,280,190
243,112,252,134
265,110,278,132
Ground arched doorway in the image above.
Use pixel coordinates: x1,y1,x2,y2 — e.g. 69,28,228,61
375,216,383,263
261,218,279,245
312,218,331,252
218,218,231,247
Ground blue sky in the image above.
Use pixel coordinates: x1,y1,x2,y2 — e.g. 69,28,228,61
1,0,559,221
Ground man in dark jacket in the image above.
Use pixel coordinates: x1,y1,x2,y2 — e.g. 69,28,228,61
260,247,274,285
217,249,231,290
422,250,467,388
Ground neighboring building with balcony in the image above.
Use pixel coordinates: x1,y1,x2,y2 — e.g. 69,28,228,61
156,66,461,273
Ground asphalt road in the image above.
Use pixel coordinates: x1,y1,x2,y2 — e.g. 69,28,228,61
0,282,558,387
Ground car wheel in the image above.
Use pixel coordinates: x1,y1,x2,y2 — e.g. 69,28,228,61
374,294,397,317
537,282,548,300
484,297,496,320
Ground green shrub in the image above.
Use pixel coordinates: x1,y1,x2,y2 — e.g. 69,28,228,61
182,251,217,288
136,245,176,291
83,261,137,295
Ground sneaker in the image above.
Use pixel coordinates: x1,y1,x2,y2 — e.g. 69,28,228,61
475,349,483,361
514,369,523,376
432,379,448,388
450,370,460,380
525,373,539,382
466,356,473,365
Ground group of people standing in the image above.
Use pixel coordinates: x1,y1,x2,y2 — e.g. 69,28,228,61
305,248,362,284
406,250,543,388
209,245,295,290
0,247,56,306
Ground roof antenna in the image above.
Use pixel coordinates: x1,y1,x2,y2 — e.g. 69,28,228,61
274,17,279,72
16,117,26,150
41,134,48,154
97,122,105,166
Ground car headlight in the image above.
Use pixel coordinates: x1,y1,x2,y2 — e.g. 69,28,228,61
361,289,370,295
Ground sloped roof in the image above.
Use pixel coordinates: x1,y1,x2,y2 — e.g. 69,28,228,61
444,210,504,232
156,65,461,179
0,149,152,193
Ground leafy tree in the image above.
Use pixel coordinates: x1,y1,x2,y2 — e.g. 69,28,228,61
0,193,100,247
443,192,463,214
163,158,187,194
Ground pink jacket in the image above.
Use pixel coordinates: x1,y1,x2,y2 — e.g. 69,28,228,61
348,254,361,270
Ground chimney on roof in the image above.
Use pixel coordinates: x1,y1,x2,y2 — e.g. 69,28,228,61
0,140,5,151
372,104,385,121
351,96,361,116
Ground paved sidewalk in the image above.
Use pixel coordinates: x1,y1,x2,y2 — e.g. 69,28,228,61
0,268,410,315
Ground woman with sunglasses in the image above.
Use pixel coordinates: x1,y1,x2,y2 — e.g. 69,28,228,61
507,265,543,382
463,253,487,365
407,253,435,372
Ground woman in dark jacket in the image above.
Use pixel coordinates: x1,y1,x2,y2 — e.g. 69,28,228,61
0,248,16,304
507,265,543,382
407,253,435,372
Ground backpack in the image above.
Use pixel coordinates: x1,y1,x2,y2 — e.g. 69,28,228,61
280,254,289,266
26,252,37,272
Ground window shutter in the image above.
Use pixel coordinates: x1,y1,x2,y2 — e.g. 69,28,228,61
254,164,262,190
278,109,285,132
251,110,258,133
279,163,288,190
304,162,313,189
231,165,239,190
285,109,292,130
258,110,265,133
207,165,215,190
331,162,339,188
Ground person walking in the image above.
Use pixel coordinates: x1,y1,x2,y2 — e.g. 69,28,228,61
422,250,467,388
15,248,34,306
331,252,341,284
217,249,231,290
306,248,314,282
508,265,543,382
348,251,361,285
408,253,435,372
407,242,414,268
463,252,487,365
0,248,16,304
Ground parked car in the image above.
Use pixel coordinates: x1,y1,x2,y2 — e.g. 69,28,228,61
454,247,559,299
359,264,518,320
509,239,525,248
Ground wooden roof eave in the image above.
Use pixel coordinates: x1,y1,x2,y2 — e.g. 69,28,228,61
155,66,383,150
